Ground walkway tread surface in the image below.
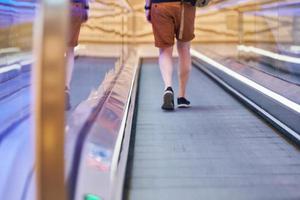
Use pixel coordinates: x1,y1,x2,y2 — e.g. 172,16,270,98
125,59,300,200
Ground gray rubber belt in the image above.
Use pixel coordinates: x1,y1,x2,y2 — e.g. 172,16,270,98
125,59,300,200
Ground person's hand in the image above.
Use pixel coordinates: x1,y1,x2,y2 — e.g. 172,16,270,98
82,9,88,22
145,9,151,23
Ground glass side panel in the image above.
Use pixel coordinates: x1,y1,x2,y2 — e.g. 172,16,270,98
0,0,128,199
193,0,300,104
0,1,36,200
65,1,133,199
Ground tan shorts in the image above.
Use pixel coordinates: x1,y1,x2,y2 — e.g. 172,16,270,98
151,2,196,48
68,3,88,47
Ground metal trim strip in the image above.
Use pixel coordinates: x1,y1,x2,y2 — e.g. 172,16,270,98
191,49,300,145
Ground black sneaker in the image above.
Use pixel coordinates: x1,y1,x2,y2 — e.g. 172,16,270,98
177,97,191,108
161,87,174,111
65,87,71,111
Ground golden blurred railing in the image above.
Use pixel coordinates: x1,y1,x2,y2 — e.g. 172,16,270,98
32,0,69,200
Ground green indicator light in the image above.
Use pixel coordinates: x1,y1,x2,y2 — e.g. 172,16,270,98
84,194,102,200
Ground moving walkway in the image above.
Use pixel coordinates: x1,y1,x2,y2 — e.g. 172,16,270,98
1,49,300,200
122,57,300,200
66,50,300,200
1,0,300,199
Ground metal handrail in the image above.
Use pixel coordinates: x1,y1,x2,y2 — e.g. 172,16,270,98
32,1,69,200
191,48,300,145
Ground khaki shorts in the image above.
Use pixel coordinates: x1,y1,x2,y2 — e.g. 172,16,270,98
151,2,196,48
68,3,88,47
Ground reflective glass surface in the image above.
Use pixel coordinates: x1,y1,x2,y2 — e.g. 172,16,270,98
193,0,300,104
65,1,134,200
1,0,299,199
0,1,36,199
0,0,131,199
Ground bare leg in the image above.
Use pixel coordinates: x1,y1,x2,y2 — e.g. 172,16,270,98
159,46,173,89
66,47,75,89
177,41,191,98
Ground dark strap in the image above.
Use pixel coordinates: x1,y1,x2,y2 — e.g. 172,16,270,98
71,0,89,9
183,0,196,6
151,0,181,3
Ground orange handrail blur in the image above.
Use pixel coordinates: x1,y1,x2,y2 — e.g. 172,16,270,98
32,0,69,200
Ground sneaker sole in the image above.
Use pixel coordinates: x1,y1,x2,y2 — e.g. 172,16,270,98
178,104,191,108
162,92,174,111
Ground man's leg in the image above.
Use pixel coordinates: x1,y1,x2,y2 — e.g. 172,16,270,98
159,46,175,110
159,46,173,89
66,47,75,90
177,41,191,98
65,47,75,110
